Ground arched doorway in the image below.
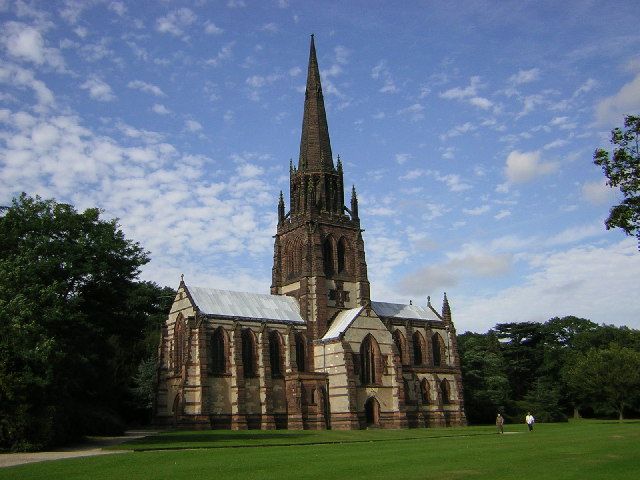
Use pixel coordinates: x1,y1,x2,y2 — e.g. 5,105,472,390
364,396,380,427
172,393,182,425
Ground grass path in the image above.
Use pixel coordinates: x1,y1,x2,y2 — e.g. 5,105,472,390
1,421,638,480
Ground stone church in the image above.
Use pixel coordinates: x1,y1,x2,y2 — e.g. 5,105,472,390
154,36,467,430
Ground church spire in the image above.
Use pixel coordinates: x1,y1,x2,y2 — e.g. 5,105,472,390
298,34,334,172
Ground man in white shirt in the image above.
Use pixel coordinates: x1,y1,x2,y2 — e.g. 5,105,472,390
526,412,535,431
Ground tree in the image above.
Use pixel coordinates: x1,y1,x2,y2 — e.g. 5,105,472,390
564,343,640,420
458,332,510,424
0,194,151,450
593,115,640,247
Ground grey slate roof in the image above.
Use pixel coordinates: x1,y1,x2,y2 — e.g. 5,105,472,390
321,306,364,341
186,285,305,324
371,301,440,321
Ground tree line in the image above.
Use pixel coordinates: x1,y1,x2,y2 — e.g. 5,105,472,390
458,318,640,425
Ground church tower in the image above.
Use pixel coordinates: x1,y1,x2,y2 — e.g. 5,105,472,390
271,35,370,348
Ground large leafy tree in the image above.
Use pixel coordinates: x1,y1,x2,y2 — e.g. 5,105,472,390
458,331,510,424
0,194,155,450
594,115,640,247
564,343,640,420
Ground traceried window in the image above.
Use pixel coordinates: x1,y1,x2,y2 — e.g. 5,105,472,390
242,329,257,378
295,332,307,372
210,327,227,375
413,331,425,366
360,335,378,385
269,330,284,378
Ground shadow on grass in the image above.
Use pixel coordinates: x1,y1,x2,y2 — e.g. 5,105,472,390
116,429,500,452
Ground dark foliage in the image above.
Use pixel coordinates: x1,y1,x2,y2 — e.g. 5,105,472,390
459,316,640,425
0,194,173,451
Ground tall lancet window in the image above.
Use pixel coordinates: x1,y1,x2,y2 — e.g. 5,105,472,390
173,317,185,374
337,237,347,274
413,331,425,366
432,332,445,367
210,327,227,375
242,329,257,378
322,237,334,277
295,333,307,372
269,330,284,378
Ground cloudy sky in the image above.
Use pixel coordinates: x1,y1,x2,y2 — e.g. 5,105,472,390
1,0,640,333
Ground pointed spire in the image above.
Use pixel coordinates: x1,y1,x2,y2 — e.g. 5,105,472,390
350,184,359,220
298,35,334,172
278,190,285,224
442,292,451,322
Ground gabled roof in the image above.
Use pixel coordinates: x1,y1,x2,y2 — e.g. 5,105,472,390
321,306,364,341
371,301,440,322
185,285,305,324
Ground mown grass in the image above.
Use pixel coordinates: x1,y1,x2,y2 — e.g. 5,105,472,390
1,420,639,480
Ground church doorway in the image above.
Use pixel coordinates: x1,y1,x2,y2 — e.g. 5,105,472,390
172,393,182,425
364,396,380,427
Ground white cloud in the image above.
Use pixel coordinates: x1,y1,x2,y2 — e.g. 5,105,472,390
581,180,618,205
395,153,411,165
0,63,54,107
463,205,490,216
204,21,223,35
398,245,512,295
508,68,540,85
205,42,234,67
440,76,481,100
227,0,246,8
469,97,493,109
2,21,65,71
108,2,126,16
494,209,511,220
504,150,558,183
152,104,171,115
261,22,278,33
455,239,640,331
289,66,301,77
397,103,424,122
127,80,165,97
185,119,202,132
595,73,640,126
80,76,115,102
156,8,196,38
435,172,472,192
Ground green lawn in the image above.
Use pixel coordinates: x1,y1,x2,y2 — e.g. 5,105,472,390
1,420,639,479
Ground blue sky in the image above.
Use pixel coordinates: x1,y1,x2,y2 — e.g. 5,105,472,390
1,0,639,333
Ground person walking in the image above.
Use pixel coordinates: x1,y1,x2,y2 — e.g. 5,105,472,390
526,412,535,431
496,413,504,434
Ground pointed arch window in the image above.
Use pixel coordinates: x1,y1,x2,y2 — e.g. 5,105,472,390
210,327,227,375
173,317,185,374
413,331,425,366
432,332,445,367
421,378,430,404
295,332,306,372
441,379,450,405
322,237,334,277
269,330,284,378
337,237,347,274
242,329,257,378
360,335,379,385
392,330,406,365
